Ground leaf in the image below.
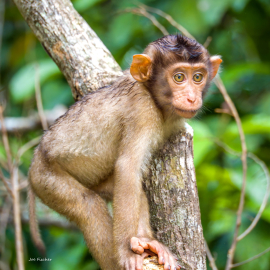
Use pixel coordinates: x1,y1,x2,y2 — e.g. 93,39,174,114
48,230,87,270
235,222,270,270
208,211,235,239
222,63,270,90
231,0,250,12
73,0,104,12
41,80,73,110
197,0,234,26
10,59,61,103
225,114,270,137
230,159,268,206
190,120,214,166
170,1,208,35
81,261,100,270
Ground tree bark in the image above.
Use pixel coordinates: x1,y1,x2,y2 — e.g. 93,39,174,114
14,0,122,100
13,0,206,269
144,125,205,269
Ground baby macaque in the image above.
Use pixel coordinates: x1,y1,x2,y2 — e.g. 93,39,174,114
29,34,222,270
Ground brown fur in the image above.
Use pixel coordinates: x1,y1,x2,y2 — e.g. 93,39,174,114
29,34,221,270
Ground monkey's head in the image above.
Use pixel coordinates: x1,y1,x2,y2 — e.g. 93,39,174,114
130,34,222,119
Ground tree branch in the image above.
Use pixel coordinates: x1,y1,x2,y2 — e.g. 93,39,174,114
0,0,5,85
204,240,218,270
122,7,169,35
0,195,12,256
0,169,13,198
35,64,48,130
214,76,247,270
137,4,195,39
17,136,41,161
14,0,122,100
231,247,270,268
213,140,270,241
0,105,67,133
11,167,25,270
0,106,13,172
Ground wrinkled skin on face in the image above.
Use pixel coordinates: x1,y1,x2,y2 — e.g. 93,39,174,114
131,53,222,120
166,62,208,118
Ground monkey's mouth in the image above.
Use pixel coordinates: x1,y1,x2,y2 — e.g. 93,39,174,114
175,108,199,118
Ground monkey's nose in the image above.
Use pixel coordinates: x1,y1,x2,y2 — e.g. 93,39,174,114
187,98,196,104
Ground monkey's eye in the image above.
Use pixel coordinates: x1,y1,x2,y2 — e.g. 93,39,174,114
173,73,185,83
193,73,203,82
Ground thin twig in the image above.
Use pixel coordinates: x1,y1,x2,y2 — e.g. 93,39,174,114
215,76,248,270
0,169,14,198
122,7,169,35
0,195,12,255
237,152,270,240
35,64,48,130
0,0,5,85
205,240,218,270
214,140,270,241
214,108,233,116
17,136,41,161
11,166,25,270
0,105,67,132
138,4,195,39
231,246,270,268
0,158,8,170
19,217,78,230
203,36,212,48
19,180,28,190
0,105,13,172
0,261,10,270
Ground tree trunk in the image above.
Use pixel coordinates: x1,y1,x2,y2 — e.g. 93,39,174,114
13,0,206,269
144,126,205,269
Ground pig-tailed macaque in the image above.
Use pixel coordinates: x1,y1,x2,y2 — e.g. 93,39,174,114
29,34,222,270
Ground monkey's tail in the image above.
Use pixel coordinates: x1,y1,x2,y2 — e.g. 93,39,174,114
28,185,46,256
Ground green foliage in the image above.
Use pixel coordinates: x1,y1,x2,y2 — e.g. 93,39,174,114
10,59,61,103
1,0,270,269
73,0,105,12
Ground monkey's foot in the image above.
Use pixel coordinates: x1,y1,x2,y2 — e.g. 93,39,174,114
120,251,151,270
130,237,181,270
143,256,185,270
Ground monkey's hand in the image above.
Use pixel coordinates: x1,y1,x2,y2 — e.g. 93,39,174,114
130,237,181,270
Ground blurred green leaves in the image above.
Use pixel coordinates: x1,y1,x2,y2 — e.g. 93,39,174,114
73,0,105,12
1,0,270,269
191,120,214,166
9,59,61,103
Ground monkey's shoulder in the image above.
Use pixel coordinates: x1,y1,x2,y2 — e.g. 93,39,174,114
38,74,160,155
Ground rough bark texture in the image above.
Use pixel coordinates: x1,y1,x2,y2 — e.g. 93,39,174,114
14,0,122,100
144,124,205,270
13,0,206,269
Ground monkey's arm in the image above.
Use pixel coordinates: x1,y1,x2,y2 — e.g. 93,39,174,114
113,150,149,249
111,118,156,264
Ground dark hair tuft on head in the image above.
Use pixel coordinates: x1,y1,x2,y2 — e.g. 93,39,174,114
149,34,208,63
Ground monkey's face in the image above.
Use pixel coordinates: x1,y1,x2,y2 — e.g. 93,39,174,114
130,53,222,119
165,62,208,119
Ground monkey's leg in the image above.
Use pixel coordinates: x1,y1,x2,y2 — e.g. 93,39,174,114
29,161,117,270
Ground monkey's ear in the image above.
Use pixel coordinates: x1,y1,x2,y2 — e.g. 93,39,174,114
210,56,222,80
130,54,152,82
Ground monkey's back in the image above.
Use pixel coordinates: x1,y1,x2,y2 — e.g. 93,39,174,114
30,74,164,188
